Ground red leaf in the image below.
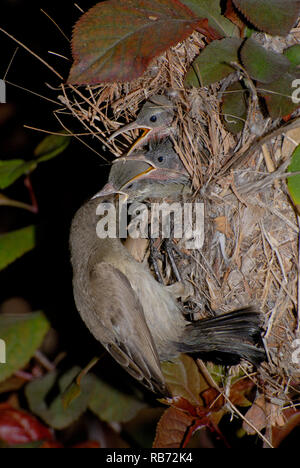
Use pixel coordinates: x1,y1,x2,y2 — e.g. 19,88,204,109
0,405,53,445
41,441,64,448
224,0,245,34
232,0,300,36
72,441,101,448
160,396,199,416
69,0,208,84
153,407,196,448
272,408,300,448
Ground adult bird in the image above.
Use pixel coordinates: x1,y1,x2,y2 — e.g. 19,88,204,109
70,156,266,395
108,95,174,154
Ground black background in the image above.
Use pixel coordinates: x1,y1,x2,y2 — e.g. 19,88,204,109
0,0,121,381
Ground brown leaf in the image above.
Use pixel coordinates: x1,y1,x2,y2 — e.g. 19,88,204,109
214,216,234,238
224,0,245,34
161,354,208,406
242,394,266,434
272,408,300,447
153,407,195,448
230,378,254,407
69,0,206,84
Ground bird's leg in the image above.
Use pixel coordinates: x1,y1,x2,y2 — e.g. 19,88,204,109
149,238,164,284
163,238,183,282
162,216,188,282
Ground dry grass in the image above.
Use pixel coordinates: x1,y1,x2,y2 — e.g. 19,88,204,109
57,27,300,444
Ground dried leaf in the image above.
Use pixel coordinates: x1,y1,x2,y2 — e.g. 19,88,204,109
272,408,300,447
69,0,204,84
161,355,207,406
232,0,300,36
153,407,195,448
214,216,234,238
242,394,266,434
229,378,254,407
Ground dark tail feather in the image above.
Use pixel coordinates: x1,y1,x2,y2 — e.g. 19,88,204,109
178,307,266,366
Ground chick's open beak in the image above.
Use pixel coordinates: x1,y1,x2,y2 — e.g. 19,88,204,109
108,122,152,155
92,163,155,200
118,152,189,178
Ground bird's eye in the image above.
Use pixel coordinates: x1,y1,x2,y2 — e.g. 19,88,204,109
150,115,157,122
157,156,164,163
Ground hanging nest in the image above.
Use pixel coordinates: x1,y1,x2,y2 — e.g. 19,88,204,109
58,27,300,433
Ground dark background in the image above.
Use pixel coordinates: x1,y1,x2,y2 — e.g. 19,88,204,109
0,0,120,380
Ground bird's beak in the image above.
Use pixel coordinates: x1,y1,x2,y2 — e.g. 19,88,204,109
118,153,189,178
91,182,118,199
144,168,189,182
92,165,156,200
108,122,153,155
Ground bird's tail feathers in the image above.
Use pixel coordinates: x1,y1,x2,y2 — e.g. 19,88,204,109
178,307,266,366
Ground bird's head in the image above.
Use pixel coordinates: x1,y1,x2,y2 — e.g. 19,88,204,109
108,95,174,154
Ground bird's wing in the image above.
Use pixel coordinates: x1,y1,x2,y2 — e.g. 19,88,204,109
85,261,167,394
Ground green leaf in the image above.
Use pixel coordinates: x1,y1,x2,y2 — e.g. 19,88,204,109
88,376,146,423
185,38,242,87
221,81,248,134
0,312,50,383
240,38,290,83
232,0,300,36
257,70,300,119
284,44,300,67
34,133,71,163
68,0,206,84
0,226,35,271
180,0,239,37
25,367,95,430
26,367,146,429
287,143,300,212
0,160,37,189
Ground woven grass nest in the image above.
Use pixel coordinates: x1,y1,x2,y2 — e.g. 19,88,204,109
59,28,300,436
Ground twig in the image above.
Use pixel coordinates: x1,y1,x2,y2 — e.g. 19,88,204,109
196,360,274,448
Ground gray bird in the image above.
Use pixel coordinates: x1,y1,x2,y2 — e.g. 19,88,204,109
97,140,190,200
108,95,174,154
70,160,266,394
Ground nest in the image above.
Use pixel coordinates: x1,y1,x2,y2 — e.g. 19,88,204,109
58,28,300,436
